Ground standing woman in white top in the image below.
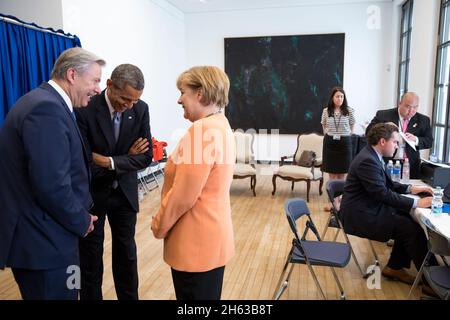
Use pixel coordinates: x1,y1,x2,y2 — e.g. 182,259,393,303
321,87,355,182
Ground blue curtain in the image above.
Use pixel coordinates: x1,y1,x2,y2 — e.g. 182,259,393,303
0,14,81,126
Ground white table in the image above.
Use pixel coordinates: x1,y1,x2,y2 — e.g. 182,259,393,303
409,179,450,241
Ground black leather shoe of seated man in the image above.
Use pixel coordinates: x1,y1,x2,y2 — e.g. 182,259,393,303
381,266,415,285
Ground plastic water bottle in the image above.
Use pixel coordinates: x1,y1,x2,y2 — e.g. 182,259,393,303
386,160,394,179
429,153,438,163
393,160,401,182
401,158,410,183
431,186,443,216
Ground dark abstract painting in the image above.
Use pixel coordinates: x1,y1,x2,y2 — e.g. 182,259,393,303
225,33,345,134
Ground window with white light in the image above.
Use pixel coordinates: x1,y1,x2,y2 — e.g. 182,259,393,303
397,0,413,103
431,0,450,162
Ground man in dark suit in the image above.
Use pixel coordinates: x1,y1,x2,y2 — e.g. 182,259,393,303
76,64,152,300
366,92,433,178
340,123,437,296
0,47,104,299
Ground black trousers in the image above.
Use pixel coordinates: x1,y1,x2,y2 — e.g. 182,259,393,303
12,267,78,300
79,187,138,300
387,212,436,270
171,266,225,300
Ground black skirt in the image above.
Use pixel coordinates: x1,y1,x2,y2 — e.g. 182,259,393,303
322,135,352,174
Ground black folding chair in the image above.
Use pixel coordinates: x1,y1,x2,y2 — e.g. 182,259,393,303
408,224,450,300
273,198,351,300
322,179,381,278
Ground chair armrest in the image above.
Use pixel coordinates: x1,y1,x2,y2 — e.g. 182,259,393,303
280,155,294,166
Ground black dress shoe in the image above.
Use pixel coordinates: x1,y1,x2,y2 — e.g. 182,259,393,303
382,266,415,285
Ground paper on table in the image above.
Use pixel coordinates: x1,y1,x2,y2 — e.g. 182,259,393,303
399,131,416,151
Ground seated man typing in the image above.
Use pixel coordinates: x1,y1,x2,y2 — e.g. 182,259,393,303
340,123,437,296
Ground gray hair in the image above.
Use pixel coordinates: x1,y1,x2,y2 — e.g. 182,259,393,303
111,64,145,91
51,47,106,80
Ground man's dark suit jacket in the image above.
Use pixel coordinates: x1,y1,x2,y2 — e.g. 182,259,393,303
75,90,152,213
0,83,92,270
366,107,433,178
340,145,414,242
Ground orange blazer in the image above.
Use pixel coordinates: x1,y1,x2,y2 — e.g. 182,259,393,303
151,113,236,272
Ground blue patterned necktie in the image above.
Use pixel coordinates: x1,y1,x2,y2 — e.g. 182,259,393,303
113,111,121,143
112,111,121,190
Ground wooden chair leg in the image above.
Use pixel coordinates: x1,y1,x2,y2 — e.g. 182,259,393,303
319,177,323,195
306,180,311,202
252,176,256,197
291,181,294,191
272,175,277,195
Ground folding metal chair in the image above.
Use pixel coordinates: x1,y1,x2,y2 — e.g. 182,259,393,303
137,168,151,194
273,198,351,300
408,225,450,300
149,160,162,188
322,179,380,278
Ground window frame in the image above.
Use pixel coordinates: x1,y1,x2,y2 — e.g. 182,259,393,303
431,0,450,163
397,0,414,104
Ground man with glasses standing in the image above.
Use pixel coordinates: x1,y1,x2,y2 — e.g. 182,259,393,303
366,92,433,179
75,64,152,300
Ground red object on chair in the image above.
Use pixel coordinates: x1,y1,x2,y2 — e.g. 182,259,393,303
152,137,167,161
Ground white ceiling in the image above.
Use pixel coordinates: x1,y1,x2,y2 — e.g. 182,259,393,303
164,0,393,13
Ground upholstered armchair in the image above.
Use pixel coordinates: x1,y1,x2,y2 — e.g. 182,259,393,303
233,131,257,196
272,133,324,202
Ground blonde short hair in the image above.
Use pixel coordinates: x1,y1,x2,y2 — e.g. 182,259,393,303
176,66,230,108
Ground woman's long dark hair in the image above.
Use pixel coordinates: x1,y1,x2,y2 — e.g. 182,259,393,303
326,87,349,117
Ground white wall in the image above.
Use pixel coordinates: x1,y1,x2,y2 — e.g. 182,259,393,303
183,1,395,160
1,0,441,161
0,0,63,29
61,0,187,151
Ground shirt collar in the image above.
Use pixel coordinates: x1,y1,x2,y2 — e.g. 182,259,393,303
48,80,73,112
371,146,384,163
105,89,122,119
105,89,116,116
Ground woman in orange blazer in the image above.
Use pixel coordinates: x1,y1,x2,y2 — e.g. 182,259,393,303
151,66,235,300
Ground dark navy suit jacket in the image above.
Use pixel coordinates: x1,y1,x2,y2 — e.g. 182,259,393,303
0,82,92,270
340,145,414,242
366,107,433,178
75,90,152,213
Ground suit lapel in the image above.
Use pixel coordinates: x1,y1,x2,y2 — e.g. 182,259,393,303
40,82,92,182
407,113,418,133
95,96,116,152
116,108,134,151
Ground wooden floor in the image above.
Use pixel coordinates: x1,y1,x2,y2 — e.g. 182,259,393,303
0,166,424,300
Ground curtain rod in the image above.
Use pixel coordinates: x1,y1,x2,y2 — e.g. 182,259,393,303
0,16,74,39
